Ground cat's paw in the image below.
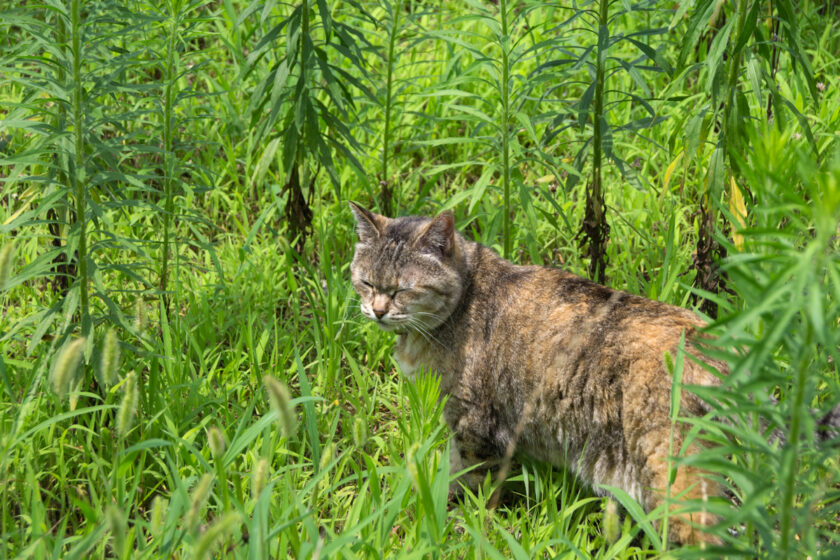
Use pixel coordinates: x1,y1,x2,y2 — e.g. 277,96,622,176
447,483,465,504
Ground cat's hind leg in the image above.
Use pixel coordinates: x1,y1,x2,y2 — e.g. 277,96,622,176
639,445,720,545
622,394,720,545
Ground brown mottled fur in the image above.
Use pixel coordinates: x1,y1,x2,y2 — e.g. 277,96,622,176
349,204,725,545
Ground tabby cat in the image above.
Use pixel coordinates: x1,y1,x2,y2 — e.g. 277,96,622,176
349,203,725,545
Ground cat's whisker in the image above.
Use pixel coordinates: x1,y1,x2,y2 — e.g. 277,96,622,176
343,305,367,324
405,311,452,332
411,325,437,346
405,317,445,347
401,317,428,338
341,297,363,322
412,310,446,322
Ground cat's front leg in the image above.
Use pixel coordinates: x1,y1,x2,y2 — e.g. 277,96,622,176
447,440,470,500
446,406,507,499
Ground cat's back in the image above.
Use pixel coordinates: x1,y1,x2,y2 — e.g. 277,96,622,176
467,242,701,334
459,243,720,392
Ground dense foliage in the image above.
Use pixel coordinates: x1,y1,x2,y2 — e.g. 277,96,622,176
0,0,838,557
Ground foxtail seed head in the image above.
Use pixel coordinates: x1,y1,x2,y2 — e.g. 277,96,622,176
100,328,120,386
352,416,368,448
51,338,85,398
149,496,168,537
663,350,675,375
252,457,269,499
319,442,335,473
603,499,620,545
263,375,296,438
316,442,336,496
116,370,139,437
0,243,14,292
134,299,145,332
194,512,241,560
207,426,226,460
185,473,214,532
709,0,726,28
105,505,127,555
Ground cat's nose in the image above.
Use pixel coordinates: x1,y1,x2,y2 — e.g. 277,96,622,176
373,308,387,319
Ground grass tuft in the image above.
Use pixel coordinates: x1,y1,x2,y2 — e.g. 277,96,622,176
0,0,837,557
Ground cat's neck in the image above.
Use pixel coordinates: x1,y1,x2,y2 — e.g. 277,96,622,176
393,238,527,390
393,236,476,374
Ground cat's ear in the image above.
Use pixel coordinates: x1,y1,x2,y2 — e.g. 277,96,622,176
415,211,455,258
349,201,385,243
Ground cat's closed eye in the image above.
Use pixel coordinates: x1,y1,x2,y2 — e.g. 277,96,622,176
359,279,410,299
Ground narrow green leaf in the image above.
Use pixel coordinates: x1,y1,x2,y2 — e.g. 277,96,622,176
706,18,734,94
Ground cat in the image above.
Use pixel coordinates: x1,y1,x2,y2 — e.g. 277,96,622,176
348,202,730,545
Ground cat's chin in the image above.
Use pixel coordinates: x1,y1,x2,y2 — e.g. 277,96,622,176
374,320,400,331
375,319,413,335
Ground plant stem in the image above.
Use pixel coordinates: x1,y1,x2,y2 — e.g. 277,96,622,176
160,0,179,314
697,0,749,317
779,323,812,554
381,0,403,216
48,4,71,301
214,458,231,511
583,0,610,283
766,2,780,119
71,0,89,329
499,0,511,259
592,0,607,246
697,0,748,317
291,0,312,248
724,0,750,137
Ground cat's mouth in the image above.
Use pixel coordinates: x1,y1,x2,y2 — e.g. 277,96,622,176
362,305,412,331
373,314,409,332
376,317,403,330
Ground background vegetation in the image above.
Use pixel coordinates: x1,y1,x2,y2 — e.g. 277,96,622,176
1,0,838,557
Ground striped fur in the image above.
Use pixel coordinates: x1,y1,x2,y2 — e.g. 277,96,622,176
350,204,726,544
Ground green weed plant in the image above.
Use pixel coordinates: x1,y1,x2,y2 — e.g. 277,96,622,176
0,0,838,558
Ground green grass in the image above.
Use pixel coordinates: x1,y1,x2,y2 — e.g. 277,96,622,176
1,0,839,558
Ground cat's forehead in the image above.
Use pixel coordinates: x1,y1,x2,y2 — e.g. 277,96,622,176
353,227,433,281
356,216,430,265
368,263,425,288
382,216,430,242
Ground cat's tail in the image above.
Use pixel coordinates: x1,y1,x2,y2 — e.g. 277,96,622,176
748,399,840,448
816,403,840,444
772,402,840,446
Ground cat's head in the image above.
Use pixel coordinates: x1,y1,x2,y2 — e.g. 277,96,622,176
349,202,465,332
